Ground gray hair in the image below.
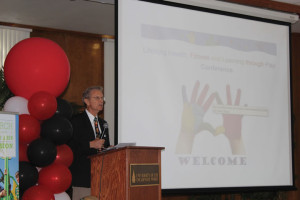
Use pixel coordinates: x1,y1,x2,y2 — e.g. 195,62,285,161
82,86,104,107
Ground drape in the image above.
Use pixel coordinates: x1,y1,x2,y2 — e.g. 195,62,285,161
0,26,31,68
103,38,115,143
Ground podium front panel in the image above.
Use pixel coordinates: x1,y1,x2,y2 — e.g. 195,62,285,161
128,147,162,200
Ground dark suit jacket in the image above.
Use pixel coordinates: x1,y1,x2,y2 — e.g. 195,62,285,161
68,110,110,188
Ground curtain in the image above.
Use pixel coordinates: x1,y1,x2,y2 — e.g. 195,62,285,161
0,26,31,68
103,38,115,144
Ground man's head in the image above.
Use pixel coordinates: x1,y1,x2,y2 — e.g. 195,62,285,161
82,86,105,116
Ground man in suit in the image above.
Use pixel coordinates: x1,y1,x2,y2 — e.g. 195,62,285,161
68,86,110,200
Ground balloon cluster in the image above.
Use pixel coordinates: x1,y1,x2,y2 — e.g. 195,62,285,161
3,38,73,200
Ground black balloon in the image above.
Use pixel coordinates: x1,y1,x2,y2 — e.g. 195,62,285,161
41,115,73,145
56,98,73,119
19,161,39,194
27,138,57,167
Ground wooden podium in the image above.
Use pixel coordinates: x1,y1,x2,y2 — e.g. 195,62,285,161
90,146,165,200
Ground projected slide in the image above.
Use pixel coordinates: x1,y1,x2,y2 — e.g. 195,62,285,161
118,0,292,190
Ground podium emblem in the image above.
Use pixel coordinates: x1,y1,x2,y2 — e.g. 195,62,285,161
130,164,159,187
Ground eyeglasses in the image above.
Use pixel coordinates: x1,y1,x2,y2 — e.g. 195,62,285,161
90,96,105,101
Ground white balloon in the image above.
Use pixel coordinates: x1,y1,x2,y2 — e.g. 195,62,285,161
3,96,29,114
54,192,71,200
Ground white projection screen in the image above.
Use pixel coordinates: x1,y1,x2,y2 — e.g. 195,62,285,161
117,0,294,192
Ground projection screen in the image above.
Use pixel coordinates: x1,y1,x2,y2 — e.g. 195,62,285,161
117,0,294,191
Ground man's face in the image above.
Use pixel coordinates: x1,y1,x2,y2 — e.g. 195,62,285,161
85,89,104,115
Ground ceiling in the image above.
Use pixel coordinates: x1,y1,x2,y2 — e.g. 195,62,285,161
0,0,115,36
1,0,300,36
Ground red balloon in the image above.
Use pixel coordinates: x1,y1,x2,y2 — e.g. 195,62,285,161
38,163,72,194
19,114,40,144
19,143,29,162
54,144,74,167
4,37,70,99
22,185,55,200
28,91,57,120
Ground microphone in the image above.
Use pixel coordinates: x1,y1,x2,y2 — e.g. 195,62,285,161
100,123,108,139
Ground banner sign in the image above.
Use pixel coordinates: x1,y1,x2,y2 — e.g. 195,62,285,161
0,112,18,157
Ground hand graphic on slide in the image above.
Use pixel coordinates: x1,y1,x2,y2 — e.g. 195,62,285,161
216,85,246,155
176,81,216,154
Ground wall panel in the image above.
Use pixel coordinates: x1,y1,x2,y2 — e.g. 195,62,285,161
31,30,104,115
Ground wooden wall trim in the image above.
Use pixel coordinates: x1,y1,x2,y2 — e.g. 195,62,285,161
292,32,300,37
0,21,114,39
224,0,300,15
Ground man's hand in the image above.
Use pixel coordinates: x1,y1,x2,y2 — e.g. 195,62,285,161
90,139,105,150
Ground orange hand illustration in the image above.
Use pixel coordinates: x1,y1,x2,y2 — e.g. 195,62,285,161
176,81,216,154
